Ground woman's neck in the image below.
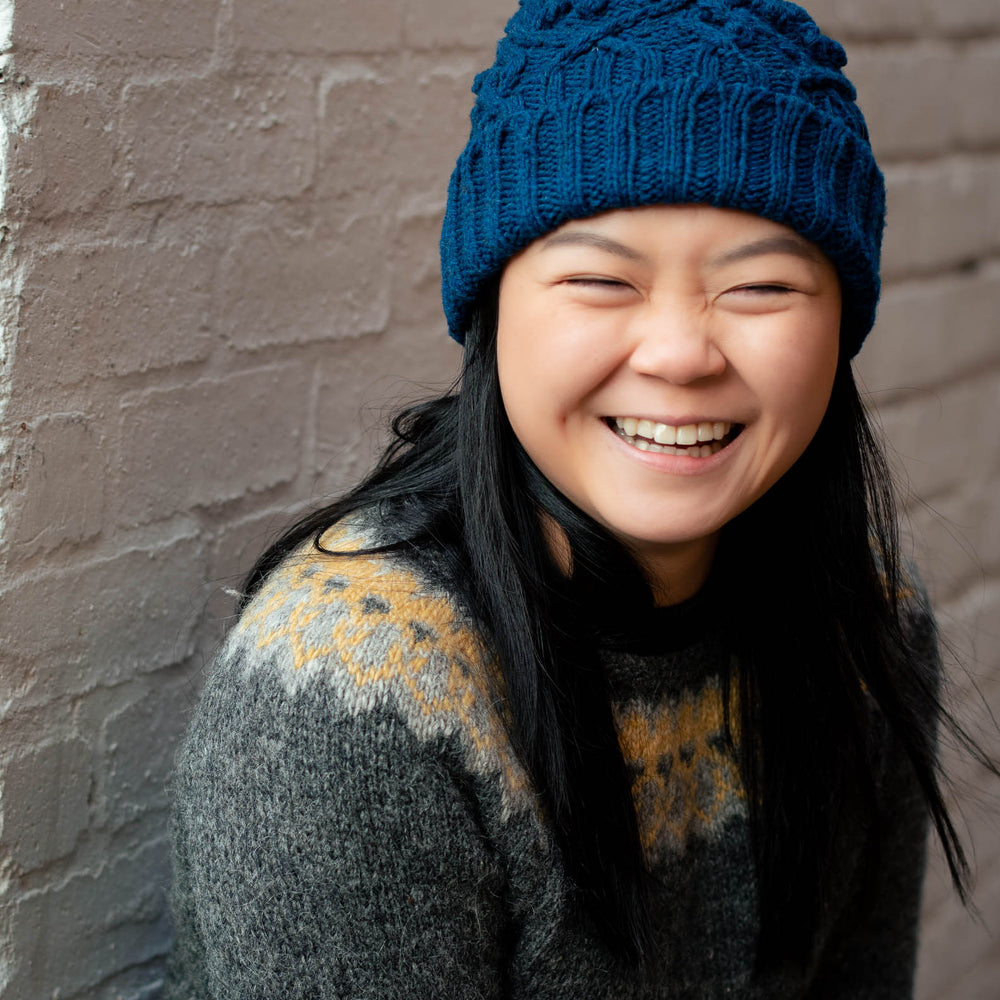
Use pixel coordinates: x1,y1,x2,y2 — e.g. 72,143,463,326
643,534,719,606
541,513,718,607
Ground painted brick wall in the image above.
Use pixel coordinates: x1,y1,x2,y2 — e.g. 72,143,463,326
0,1,996,997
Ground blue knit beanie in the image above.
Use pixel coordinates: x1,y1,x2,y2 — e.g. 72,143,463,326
440,0,885,356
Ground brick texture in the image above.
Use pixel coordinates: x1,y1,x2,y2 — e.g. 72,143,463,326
231,0,406,55
119,76,317,204
0,1,996,998
1,738,92,870
216,208,393,348
849,43,957,160
2,533,205,696
15,241,216,386
112,366,308,527
809,0,927,40
7,412,104,553
862,263,1000,392
12,0,216,65
4,84,115,218
927,0,1000,39
954,41,1000,148
882,158,1000,279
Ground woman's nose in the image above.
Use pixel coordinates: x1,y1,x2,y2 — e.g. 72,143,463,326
626,304,727,384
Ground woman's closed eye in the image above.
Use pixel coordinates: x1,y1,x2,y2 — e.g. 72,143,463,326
564,275,633,288
729,283,795,295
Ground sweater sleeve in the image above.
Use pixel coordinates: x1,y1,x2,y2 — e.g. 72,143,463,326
804,580,941,1000
166,646,509,1000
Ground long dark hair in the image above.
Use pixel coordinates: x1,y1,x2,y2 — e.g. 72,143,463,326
242,287,974,972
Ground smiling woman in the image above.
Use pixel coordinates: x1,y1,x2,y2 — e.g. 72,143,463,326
165,2,981,998
497,206,841,603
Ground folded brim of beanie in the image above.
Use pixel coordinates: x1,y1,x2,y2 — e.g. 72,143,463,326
441,77,883,355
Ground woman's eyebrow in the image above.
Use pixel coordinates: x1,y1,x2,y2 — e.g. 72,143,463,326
541,230,648,263
709,235,825,268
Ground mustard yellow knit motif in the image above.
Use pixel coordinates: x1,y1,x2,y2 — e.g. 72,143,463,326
235,521,533,817
616,682,746,859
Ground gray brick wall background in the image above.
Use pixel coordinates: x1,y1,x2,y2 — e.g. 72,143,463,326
0,1,996,997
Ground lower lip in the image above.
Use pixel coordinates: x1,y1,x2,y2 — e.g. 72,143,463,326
603,421,744,475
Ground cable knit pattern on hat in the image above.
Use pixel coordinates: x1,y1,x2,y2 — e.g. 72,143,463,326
440,0,884,354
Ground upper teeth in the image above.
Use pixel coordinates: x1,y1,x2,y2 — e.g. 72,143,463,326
614,417,731,445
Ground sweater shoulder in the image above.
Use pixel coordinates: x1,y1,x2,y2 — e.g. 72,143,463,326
230,517,483,688
219,516,533,817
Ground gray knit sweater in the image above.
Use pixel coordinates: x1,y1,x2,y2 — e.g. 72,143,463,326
166,517,933,999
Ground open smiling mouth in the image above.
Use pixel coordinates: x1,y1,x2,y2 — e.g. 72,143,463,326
606,417,744,457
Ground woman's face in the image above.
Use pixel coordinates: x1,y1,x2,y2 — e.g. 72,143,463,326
496,204,842,603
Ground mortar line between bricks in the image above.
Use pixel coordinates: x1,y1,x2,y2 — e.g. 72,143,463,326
9,366,215,412
14,858,112,902
16,54,221,88
13,833,172,903
899,491,997,554
209,0,236,76
906,560,988,610
85,965,168,1000
143,42,502,65
849,35,1000,54
13,345,316,408
400,42,517,60
116,59,320,89
6,475,311,584
114,361,313,407
26,195,331,253
941,581,1000,636
907,538,992,598
1,517,204,586
861,355,1000,408
882,249,1000,289
883,254,1000,291
879,145,1000,168
833,28,1000,45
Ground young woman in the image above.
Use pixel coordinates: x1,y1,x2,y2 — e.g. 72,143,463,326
166,2,974,996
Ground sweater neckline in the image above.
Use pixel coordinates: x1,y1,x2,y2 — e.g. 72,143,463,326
571,575,717,656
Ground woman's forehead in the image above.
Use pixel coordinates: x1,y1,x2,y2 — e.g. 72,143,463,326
520,205,835,273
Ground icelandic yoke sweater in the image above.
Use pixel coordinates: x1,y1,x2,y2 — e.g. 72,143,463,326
166,515,935,999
